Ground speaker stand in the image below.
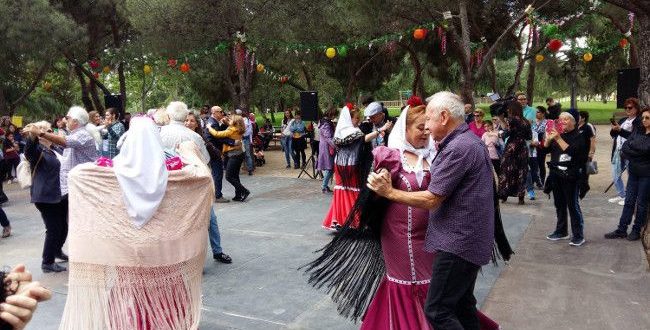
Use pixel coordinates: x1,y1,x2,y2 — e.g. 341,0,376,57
298,152,322,180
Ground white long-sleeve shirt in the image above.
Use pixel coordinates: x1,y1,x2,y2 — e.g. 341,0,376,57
160,121,209,164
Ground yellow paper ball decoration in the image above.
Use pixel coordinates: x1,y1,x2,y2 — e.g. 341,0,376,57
143,64,152,75
583,52,593,62
325,47,336,59
535,54,544,62
102,66,111,74
256,63,265,73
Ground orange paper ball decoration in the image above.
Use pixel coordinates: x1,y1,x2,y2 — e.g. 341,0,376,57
535,54,544,62
413,28,427,40
180,63,190,73
102,66,111,74
619,38,628,48
43,82,52,92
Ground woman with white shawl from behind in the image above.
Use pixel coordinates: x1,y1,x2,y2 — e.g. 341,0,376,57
60,116,212,330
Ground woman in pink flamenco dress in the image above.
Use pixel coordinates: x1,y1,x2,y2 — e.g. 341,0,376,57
305,104,504,330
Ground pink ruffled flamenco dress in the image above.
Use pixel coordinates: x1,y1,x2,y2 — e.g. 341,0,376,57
360,147,499,330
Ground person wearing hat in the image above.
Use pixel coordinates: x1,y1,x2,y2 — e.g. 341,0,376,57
361,101,395,149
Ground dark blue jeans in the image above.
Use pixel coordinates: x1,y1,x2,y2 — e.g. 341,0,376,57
209,157,224,198
552,179,584,240
424,251,481,330
225,153,248,198
617,173,650,234
0,207,9,228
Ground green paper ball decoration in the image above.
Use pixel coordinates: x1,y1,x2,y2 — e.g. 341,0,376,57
337,45,348,57
542,24,559,38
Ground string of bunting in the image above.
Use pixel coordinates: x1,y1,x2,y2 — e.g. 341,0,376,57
66,1,630,87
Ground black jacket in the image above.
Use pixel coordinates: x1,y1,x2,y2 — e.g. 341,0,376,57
25,138,62,204
621,129,650,177
610,116,642,162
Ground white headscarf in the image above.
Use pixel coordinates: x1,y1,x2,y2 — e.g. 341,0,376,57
334,106,362,140
113,117,169,228
387,106,436,188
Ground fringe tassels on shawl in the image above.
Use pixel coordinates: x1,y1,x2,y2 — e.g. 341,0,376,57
492,179,514,264
59,255,204,330
642,221,650,269
302,167,388,322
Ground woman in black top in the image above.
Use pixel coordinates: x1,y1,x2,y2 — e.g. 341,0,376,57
498,101,532,204
605,107,650,241
544,112,588,246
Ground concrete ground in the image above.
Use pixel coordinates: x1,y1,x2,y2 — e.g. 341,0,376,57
1,165,527,330
1,124,648,329
482,125,650,330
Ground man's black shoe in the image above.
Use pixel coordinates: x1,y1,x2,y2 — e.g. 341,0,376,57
213,253,232,264
627,231,641,241
240,190,250,202
604,230,627,239
42,263,67,273
56,252,69,262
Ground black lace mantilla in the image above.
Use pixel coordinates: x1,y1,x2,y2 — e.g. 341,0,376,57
334,131,364,146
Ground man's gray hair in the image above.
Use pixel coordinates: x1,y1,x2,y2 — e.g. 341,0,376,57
559,111,576,124
67,106,89,125
425,91,465,120
166,101,189,122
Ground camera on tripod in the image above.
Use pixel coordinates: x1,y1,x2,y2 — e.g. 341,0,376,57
488,94,516,118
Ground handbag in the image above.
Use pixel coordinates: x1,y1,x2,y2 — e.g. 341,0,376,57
586,161,598,175
17,152,43,189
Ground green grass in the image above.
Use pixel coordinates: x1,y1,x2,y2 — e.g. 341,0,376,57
477,101,620,125
258,101,621,127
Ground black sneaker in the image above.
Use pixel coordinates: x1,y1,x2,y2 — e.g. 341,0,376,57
627,231,641,241
569,237,585,246
546,232,570,241
240,190,250,202
604,230,627,239
42,263,67,273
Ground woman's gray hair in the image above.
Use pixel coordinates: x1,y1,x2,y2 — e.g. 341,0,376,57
425,91,465,120
32,120,52,131
67,106,89,125
166,101,189,122
559,111,576,124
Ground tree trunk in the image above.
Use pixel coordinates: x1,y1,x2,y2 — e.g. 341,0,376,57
74,66,94,110
489,59,498,95
526,55,537,105
637,13,650,106
302,64,314,90
526,27,539,105
89,80,104,112
458,0,475,105
110,8,127,113
0,88,8,116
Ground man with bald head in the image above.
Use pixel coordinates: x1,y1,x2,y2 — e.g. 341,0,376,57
206,106,230,203
368,92,495,329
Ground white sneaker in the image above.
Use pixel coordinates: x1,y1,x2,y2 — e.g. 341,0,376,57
608,196,623,203
618,200,625,206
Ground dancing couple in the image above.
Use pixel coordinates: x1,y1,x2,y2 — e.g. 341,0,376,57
306,92,512,329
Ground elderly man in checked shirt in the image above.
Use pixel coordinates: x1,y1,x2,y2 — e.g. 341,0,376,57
368,91,495,330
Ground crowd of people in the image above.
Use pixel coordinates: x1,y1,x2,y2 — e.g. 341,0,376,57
1,90,648,329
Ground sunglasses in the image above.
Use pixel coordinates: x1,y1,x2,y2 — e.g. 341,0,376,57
642,116,650,120
625,106,635,110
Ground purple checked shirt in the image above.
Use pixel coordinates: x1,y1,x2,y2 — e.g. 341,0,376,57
425,123,494,266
